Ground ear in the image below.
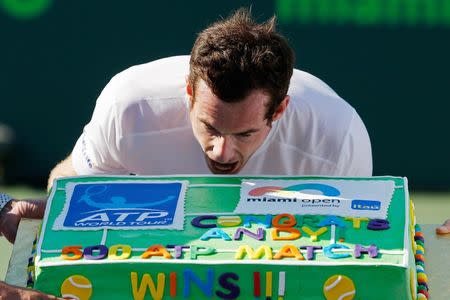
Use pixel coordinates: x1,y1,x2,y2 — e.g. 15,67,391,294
271,95,290,121
185,76,195,108
186,76,193,97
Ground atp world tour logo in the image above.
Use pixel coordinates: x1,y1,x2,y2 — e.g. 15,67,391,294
54,181,187,230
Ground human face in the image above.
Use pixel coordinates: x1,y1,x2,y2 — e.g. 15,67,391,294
188,79,288,174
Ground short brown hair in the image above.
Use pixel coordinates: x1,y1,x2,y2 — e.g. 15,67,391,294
189,8,295,121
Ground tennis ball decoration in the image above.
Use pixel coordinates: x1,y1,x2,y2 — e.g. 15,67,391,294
323,274,355,300
60,275,93,300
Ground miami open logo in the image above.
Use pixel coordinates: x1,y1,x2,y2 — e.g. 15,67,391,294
247,183,380,211
248,183,340,199
54,181,187,230
235,179,393,219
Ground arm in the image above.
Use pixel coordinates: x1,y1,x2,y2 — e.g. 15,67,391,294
47,155,78,192
0,281,68,299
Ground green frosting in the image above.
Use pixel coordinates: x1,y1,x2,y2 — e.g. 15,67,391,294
34,176,414,299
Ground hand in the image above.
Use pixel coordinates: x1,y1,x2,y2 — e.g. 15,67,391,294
0,199,46,243
0,281,71,299
436,219,450,235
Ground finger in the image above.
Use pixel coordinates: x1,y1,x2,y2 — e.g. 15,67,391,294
435,219,450,235
3,228,17,244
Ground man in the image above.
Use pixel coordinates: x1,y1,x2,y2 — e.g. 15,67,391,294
0,8,374,298
47,12,371,180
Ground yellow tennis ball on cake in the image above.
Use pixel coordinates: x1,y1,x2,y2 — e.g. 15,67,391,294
323,274,356,300
60,275,93,300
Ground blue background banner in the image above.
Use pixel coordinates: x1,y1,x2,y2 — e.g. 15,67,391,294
62,182,183,229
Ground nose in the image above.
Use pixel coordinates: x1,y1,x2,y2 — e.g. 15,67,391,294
211,135,235,163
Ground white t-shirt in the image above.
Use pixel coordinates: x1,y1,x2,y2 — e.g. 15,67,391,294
71,55,372,176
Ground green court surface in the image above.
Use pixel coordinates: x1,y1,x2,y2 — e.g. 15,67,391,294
0,187,449,281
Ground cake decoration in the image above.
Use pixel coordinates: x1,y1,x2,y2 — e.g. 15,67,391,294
416,273,428,284
192,215,217,228
273,245,305,260
83,245,108,260
278,271,286,298
190,245,215,259
235,179,394,219
32,176,424,299
344,217,368,229
300,246,323,260
271,227,301,240
367,219,390,230
415,239,424,248
54,181,188,231
301,226,327,241
200,228,232,241
235,245,273,260
170,272,177,297
166,245,189,259
183,269,214,297
217,216,242,227
330,224,337,244
416,293,428,300
318,216,346,228
216,273,240,299
354,244,378,259
60,275,93,300
272,213,296,228
266,271,273,298
323,244,351,259
233,227,265,240
141,245,172,259
61,246,83,260
414,224,429,299
130,272,165,300
323,274,355,300
253,272,261,297
415,254,425,263
108,244,131,260
243,215,272,228
414,235,425,243
416,244,425,253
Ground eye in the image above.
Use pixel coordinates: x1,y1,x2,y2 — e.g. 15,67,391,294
204,123,219,135
237,132,252,138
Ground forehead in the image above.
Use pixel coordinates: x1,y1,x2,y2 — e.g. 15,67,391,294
193,80,270,127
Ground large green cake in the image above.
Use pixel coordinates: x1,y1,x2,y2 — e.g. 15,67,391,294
33,175,424,299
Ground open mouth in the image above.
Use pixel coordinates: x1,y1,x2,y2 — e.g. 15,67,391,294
208,159,239,174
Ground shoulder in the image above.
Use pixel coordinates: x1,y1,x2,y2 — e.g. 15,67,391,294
117,55,190,80
289,69,339,97
274,69,369,169
109,55,190,102
90,56,190,134
288,69,352,111
286,68,357,131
